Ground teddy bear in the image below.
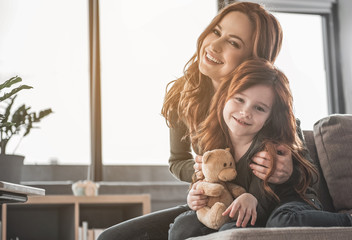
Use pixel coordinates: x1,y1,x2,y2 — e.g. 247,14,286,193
195,148,246,230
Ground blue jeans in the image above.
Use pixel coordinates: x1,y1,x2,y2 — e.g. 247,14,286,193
97,204,189,240
266,201,352,227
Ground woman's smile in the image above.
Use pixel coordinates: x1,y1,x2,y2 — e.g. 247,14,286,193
205,52,223,64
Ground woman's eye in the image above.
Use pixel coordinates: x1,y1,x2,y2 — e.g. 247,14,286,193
213,29,220,36
229,41,240,49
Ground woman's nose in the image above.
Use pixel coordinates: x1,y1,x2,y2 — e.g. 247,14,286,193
209,38,223,53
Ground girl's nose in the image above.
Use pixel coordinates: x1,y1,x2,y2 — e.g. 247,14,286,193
240,109,252,119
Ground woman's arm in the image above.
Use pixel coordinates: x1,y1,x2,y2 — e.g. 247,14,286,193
168,120,195,183
168,119,209,209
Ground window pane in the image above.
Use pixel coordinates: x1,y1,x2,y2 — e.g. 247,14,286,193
0,0,90,164
273,12,328,130
100,0,217,165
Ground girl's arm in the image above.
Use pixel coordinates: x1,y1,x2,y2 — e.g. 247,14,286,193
223,176,278,227
187,181,208,210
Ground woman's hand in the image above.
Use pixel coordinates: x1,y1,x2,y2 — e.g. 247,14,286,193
193,155,204,179
250,144,293,184
188,154,207,210
187,181,208,210
222,193,258,227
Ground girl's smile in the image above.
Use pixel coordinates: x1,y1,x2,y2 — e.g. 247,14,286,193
223,84,274,142
232,116,251,126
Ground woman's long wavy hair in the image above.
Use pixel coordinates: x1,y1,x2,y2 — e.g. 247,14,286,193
192,58,318,203
161,2,283,135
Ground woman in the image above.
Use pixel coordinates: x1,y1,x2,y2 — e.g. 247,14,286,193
98,2,290,240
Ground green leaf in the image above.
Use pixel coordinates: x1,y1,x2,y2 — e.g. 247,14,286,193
0,76,22,90
0,76,52,154
0,85,33,102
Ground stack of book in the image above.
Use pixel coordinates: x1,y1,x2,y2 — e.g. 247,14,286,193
78,221,104,240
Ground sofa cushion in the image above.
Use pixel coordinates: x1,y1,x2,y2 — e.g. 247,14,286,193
303,130,334,212
313,114,352,212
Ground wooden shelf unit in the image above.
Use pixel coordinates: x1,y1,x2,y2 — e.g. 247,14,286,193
1,194,151,240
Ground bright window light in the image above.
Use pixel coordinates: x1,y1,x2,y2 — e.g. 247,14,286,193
273,12,328,130
0,0,90,164
99,0,218,165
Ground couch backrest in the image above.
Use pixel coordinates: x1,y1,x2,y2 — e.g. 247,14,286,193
303,130,335,212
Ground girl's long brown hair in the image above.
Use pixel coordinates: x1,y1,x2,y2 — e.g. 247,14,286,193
161,2,283,136
192,58,318,203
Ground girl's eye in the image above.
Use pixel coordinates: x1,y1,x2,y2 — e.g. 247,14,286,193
255,106,265,112
213,29,220,36
229,41,240,49
235,97,244,103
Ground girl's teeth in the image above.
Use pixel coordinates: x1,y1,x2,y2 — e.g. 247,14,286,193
206,53,222,64
235,117,250,125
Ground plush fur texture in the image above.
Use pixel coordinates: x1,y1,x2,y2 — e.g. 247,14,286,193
196,148,246,230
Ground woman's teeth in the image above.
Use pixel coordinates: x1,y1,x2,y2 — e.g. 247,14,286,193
206,53,222,64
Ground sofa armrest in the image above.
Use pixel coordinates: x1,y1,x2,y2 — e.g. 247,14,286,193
187,227,352,240
313,114,352,212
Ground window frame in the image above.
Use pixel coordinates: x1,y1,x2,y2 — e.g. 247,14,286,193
89,0,345,181
222,0,345,113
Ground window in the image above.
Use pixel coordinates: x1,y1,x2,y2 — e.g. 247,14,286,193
227,0,344,129
0,0,90,164
0,0,343,172
99,0,217,165
273,12,328,130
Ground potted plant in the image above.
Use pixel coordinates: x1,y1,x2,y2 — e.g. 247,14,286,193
0,76,53,183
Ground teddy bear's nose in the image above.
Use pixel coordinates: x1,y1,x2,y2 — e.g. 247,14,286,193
218,168,237,181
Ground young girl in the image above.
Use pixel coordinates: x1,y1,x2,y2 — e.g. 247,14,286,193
168,58,352,239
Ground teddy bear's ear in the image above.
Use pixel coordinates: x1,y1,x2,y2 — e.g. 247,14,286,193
203,151,211,163
225,148,231,152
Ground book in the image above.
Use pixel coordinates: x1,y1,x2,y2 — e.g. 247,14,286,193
88,229,94,240
82,221,88,240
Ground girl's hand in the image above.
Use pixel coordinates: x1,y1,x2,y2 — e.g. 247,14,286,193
222,193,258,227
250,144,293,184
187,181,208,210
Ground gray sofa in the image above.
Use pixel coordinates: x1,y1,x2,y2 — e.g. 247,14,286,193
189,114,352,240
